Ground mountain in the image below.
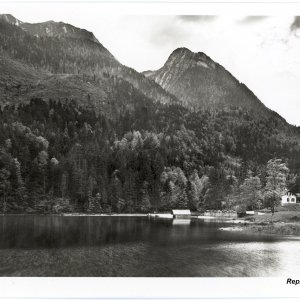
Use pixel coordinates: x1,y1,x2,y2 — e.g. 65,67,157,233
0,14,117,70
0,15,300,215
0,14,177,107
144,47,271,116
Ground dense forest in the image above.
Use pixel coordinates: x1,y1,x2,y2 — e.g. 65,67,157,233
1,94,300,214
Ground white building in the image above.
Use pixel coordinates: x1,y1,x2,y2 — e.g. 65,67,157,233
281,191,299,205
172,209,191,219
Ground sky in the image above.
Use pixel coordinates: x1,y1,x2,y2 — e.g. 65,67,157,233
1,3,300,126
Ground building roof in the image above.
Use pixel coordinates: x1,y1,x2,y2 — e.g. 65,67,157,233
282,190,296,196
172,209,191,215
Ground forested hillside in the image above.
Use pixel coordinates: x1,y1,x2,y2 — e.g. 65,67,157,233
0,15,300,214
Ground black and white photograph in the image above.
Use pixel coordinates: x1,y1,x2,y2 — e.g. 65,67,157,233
1,0,300,282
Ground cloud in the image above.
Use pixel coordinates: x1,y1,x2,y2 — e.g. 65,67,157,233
238,16,269,24
149,21,188,47
176,15,217,23
291,16,300,34
148,15,217,49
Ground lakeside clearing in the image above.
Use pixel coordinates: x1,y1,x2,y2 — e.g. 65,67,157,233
244,210,300,223
242,223,300,236
230,210,300,236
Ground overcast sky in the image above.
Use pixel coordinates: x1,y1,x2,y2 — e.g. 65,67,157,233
1,3,300,126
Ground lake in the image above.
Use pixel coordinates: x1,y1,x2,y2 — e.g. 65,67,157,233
0,215,299,276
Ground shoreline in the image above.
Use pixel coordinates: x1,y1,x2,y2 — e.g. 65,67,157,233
240,222,300,236
0,213,149,217
63,213,148,217
1,212,300,236
0,213,237,219
220,222,300,236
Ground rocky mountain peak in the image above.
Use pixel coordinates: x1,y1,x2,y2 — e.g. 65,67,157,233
170,47,192,56
0,14,23,26
0,14,99,44
166,47,216,70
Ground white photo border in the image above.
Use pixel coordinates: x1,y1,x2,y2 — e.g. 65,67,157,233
1,0,300,299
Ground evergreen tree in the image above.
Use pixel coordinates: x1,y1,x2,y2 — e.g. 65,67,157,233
187,180,198,210
0,168,11,213
13,158,27,205
140,181,151,212
61,172,68,198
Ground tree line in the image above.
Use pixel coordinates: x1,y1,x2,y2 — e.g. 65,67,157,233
0,97,299,214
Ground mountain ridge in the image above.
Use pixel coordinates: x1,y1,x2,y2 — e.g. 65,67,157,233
0,14,296,128
0,14,100,43
0,14,178,106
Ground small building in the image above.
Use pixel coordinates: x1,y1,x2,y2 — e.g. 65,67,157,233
172,209,191,219
245,211,255,215
281,191,300,206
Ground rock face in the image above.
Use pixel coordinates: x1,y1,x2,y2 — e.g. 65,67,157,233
0,14,23,26
144,47,270,116
0,14,99,42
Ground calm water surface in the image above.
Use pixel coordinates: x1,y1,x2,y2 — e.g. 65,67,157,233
0,215,299,276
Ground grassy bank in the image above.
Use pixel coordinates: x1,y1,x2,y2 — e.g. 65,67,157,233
238,210,300,236
242,223,300,236
244,210,300,223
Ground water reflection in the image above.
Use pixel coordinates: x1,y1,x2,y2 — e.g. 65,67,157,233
172,219,191,226
0,215,299,276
